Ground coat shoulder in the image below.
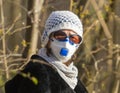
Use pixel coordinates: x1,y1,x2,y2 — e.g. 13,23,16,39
75,79,88,93
5,55,88,93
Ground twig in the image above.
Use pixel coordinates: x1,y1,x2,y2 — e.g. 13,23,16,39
0,0,9,79
0,14,21,41
84,20,99,37
10,25,31,35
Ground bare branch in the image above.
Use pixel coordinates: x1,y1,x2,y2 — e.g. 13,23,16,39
0,0,9,79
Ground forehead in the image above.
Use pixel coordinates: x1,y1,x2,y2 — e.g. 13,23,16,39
55,29,77,34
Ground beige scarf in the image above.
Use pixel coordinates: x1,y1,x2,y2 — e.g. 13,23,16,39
38,48,78,89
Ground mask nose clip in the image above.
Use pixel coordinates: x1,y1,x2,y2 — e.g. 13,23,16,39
65,37,74,45
60,48,68,56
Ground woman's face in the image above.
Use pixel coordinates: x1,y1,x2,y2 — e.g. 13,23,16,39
46,29,81,63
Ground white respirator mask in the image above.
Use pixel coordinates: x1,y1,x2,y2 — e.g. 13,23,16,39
50,37,79,63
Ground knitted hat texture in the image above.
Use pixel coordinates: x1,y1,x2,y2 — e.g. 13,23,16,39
41,11,83,46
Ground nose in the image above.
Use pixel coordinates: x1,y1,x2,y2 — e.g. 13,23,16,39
64,37,74,45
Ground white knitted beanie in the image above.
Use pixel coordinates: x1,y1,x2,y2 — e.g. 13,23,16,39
41,11,83,47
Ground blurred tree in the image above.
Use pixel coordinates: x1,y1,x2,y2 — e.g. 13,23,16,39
73,0,120,93
0,0,120,93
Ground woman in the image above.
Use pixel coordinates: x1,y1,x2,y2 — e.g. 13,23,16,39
5,11,88,93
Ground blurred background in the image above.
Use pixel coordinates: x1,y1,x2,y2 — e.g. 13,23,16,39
0,0,120,93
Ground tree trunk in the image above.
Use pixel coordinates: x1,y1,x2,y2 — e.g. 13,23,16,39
28,0,44,58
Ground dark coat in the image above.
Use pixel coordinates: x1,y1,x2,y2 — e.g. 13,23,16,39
5,55,88,93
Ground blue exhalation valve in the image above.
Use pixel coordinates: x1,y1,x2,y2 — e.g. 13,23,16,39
60,48,68,56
